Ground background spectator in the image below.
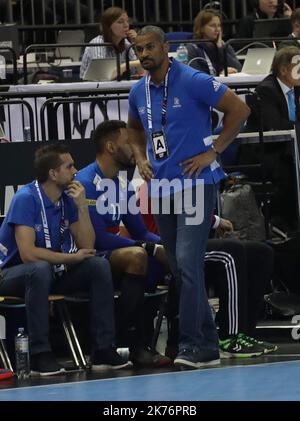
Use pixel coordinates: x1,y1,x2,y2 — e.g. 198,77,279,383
237,0,292,39
187,9,241,76
278,7,300,49
80,6,141,79
244,46,299,231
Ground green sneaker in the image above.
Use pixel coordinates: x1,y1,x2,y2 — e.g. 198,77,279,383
239,333,278,354
219,334,264,358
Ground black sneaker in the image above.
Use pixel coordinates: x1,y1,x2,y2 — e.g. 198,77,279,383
174,348,220,369
239,333,278,354
129,347,173,368
92,347,132,371
31,352,66,376
219,334,264,358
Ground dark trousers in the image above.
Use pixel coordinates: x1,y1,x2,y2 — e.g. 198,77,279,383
167,239,274,344
205,239,274,338
0,257,115,355
155,184,219,352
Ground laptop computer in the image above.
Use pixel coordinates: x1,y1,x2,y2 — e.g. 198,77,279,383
241,48,276,75
83,58,117,81
0,24,19,61
253,18,291,38
55,30,85,62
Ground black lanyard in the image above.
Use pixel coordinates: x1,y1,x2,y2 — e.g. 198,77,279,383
145,66,171,132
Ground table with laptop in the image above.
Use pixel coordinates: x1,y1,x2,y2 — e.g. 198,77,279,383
4,71,265,138
2,63,273,144
230,47,275,77
0,27,87,83
83,58,119,82
0,27,275,84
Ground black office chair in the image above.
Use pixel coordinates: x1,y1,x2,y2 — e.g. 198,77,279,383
0,294,87,371
218,90,273,239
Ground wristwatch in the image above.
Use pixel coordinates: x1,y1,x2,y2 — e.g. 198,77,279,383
211,144,219,155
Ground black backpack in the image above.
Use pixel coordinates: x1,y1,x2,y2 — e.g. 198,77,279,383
220,182,266,241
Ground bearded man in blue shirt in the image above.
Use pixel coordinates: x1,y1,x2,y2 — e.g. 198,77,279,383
76,120,172,368
127,25,250,369
0,144,129,375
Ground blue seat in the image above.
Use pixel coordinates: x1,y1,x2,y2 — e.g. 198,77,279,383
165,32,193,52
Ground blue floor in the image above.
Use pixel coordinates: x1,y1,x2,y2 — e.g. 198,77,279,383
0,360,300,401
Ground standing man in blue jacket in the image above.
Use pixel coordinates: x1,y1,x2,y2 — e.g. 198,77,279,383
127,25,250,369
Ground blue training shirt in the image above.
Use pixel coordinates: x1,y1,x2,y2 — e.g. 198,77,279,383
0,181,78,268
76,162,160,252
128,58,227,188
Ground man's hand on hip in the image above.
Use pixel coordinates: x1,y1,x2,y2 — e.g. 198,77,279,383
180,149,216,178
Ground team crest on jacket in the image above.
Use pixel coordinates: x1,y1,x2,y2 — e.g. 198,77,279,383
173,97,182,108
212,80,221,92
93,174,102,191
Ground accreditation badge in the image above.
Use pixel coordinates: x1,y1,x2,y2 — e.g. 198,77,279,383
151,131,169,160
53,264,67,279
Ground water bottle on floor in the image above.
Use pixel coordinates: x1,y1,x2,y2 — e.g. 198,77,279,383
15,327,30,379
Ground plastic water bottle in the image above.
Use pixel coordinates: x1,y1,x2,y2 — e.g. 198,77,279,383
23,126,31,142
15,327,30,379
176,43,188,64
210,304,216,322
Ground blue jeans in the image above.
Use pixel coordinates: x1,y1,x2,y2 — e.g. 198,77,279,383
154,184,219,352
0,257,115,355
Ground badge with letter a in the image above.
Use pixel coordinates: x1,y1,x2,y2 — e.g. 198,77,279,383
151,131,169,159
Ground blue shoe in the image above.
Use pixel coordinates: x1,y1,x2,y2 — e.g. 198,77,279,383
174,348,220,369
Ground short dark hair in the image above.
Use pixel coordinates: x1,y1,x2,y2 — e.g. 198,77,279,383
271,46,300,76
34,144,70,183
92,120,126,154
137,25,166,43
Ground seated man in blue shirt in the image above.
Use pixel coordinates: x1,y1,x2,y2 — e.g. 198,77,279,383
76,120,171,368
0,144,130,375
